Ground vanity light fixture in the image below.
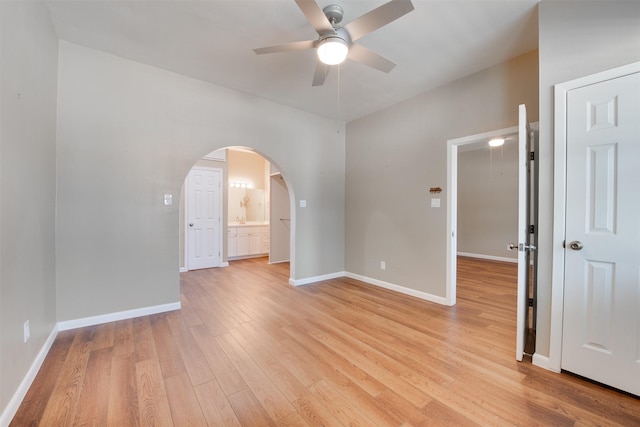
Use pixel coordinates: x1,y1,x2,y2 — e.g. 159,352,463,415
229,181,253,189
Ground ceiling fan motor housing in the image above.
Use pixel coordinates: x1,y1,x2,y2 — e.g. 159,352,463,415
322,4,344,25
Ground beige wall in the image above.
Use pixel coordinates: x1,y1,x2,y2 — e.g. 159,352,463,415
55,41,346,322
535,0,640,358
458,142,519,261
345,50,538,298
0,1,58,418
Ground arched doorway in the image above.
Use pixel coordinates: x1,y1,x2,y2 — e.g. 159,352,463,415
179,146,295,280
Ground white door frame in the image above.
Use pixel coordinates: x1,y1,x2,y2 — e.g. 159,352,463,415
548,61,640,373
446,125,519,306
184,166,224,271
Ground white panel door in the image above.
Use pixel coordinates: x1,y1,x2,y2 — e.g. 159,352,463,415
515,104,533,362
187,167,222,270
562,72,640,395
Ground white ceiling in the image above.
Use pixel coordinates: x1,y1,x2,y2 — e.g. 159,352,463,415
45,0,539,122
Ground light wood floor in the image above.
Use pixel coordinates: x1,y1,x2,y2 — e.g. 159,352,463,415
11,257,640,426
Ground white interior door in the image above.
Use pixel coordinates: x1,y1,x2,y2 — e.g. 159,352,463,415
187,167,222,270
515,104,533,361
561,71,640,395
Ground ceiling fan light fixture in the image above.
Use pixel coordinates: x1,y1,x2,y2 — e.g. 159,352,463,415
488,138,505,147
317,37,348,65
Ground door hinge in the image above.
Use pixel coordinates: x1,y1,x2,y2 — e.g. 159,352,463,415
528,298,534,307
530,152,535,161
529,225,535,234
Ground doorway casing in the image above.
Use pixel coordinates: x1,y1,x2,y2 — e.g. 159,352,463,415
547,60,640,373
446,126,519,306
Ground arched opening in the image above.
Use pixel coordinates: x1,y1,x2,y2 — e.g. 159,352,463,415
179,146,295,282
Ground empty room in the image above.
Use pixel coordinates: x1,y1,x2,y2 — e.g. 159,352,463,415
2,1,639,425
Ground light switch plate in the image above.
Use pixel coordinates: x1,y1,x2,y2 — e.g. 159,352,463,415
164,194,173,206
431,198,441,208
300,200,307,208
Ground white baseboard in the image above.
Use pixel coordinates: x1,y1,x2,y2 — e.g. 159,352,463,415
345,272,449,306
220,262,229,267
179,267,188,273
57,301,181,331
532,353,559,372
290,271,346,286
457,252,517,263
0,325,58,427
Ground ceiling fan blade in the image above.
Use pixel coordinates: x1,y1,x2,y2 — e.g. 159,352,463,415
312,61,330,86
344,0,414,42
253,40,316,55
347,43,396,73
295,0,334,36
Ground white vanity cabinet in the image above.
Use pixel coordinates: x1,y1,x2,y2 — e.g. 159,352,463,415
228,224,269,259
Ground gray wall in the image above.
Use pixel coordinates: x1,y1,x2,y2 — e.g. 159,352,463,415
345,50,538,297
535,0,640,357
458,142,518,260
56,41,345,322
0,0,58,417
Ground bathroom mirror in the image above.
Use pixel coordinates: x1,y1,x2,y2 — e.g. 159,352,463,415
229,187,266,223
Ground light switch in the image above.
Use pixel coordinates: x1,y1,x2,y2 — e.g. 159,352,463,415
431,198,440,208
300,200,307,208
164,194,173,206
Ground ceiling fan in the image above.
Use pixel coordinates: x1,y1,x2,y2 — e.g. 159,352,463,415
253,0,415,86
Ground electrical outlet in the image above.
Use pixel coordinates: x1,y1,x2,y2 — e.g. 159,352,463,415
380,261,386,270
23,320,30,343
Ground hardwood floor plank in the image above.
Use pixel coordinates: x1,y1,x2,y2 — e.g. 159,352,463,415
164,373,207,426
308,379,379,427
239,322,321,388
135,359,174,427
9,331,75,426
133,316,158,363
38,328,93,427
10,258,640,426
107,355,140,426
91,322,115,351
149,314,186,379
74,347,112,426
194,380,242,427
166,310,215,387
215,333,296,421
228,326,309,402
227,388,277,427
190,324,248,395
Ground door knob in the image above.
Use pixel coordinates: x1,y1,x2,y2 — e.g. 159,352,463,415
189,223,194,227
569,240,583,250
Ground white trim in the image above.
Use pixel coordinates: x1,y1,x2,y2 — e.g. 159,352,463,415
220,261,229,267
532,353,558,373
0,325,58,427
550,61,640,374
446,125,519,307
346,272,449,306
290,271,345,286
57,301,181,331
179,267,188,273
457,252,517,264
183,166,224,272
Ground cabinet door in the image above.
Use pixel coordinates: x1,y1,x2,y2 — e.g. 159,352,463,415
227,228,237,257
236,234,250,256
228,236,237,257
249,233,262,254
